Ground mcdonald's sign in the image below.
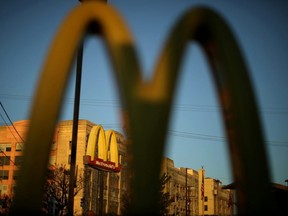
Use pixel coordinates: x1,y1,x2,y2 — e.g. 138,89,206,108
11,1,272,215
83,125,120,172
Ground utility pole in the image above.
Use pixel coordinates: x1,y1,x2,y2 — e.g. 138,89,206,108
68,1,108,215
68,43,83,216
185,168,188,216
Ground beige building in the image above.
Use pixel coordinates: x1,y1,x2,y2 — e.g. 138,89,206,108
50,120,129,215
0,119,128,215
1,119,232,215
199,171,233,216
162,158,233,216
161,157,199,215
0,120,27,196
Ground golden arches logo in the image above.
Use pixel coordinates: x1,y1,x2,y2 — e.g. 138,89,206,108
12,1,271,215
105,129,119,167
84,125,120,172
87,125,106,161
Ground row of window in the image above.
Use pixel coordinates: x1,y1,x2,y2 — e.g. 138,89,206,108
0,143,23,152
0,156,22,166
0,184,16,195
0,170,18,180
0,184,8,194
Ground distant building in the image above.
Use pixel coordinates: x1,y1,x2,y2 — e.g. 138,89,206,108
161,158,233,216
0,120,128,215
0,120,27,196
161,157,200,215
0,119,233,215
201,177,232,215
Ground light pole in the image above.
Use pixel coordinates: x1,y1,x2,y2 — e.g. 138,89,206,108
67,42,83,216
68,1,108,215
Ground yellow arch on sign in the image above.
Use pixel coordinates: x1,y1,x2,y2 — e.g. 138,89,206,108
86,125,107,161
105,130,119,167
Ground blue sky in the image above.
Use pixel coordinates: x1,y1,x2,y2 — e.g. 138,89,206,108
0,0,287,186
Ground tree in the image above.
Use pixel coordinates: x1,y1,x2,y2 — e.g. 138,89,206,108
120,190,132,215
42,164,84,215
0,194,12,216
159,173,173,216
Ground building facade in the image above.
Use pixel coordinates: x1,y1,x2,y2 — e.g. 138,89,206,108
161,158,199,215
161,158,233,216
0,120,128,215
0,119,233,215
201,177,233,216
0,120,27,196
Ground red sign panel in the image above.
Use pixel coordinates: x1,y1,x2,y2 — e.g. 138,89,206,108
83,155,121,172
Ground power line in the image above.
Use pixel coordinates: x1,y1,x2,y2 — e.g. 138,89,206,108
0,150,16,166
169,130,225,142
1,93,288,114
0,102,25,143
168,130,288,148
0,103,23,167
1,95,287,147
0,113,19,167
0,94,121,108
0,112,21,144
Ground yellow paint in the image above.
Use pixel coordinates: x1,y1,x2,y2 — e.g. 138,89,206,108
11,1,271,215
105,130,119,167
86,125,107,161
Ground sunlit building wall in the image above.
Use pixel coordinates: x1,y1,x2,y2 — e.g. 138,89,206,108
201,177,233,216
52,120,94,215
0,120,128,215
0,120,27,197
52,120,128,215
82,129,128,215
162,158,233,216
0,120,232,215
161,157,199,215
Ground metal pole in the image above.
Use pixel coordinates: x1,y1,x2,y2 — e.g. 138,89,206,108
68,43,83,216
185,168,188,216
74,2,107,215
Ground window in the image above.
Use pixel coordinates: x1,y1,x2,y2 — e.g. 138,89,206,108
49,155,56,165
5,144,11,152
12,185,16,194
204,196,208,202
13,170,18,180
0,185,8,194
0,170,9,180
0,143,11,152
51,141,57,150
14,156,22,166
0,156,10,166
204,205,208,211
16,143,23,151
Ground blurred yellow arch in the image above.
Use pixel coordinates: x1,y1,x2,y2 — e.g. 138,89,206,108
11,1,272,215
